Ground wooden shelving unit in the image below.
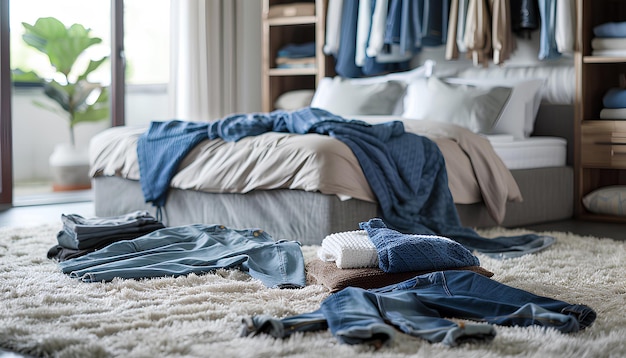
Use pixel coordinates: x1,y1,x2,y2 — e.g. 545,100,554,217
261,0,331,112
574,0,626,223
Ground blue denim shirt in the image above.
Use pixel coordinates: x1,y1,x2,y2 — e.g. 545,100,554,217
58,224,306,288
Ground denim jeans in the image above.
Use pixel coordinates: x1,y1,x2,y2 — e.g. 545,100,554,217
58,224,306,288
538,0,561,60
241,270,596,347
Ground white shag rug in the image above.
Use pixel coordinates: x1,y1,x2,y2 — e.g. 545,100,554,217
0,224,625,358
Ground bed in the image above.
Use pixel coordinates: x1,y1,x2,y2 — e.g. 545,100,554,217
90,63,575,245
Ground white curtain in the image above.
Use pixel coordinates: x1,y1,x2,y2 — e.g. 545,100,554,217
169,0,238,121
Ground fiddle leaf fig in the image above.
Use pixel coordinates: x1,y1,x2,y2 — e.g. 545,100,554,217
17,17,109,147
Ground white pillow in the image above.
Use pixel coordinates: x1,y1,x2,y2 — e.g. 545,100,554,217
402,77,512,134
402,77,431,120
274,89,315,110
444,77,545,139
310,76,406,116
456,65,574,105
310,60,437,116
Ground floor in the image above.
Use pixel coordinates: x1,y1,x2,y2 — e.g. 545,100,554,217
0,195,624,357
522,219,626,241
1,196,624,240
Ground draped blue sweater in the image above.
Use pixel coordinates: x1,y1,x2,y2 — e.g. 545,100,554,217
137,107,554,257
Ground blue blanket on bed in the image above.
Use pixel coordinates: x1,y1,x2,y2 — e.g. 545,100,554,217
137,107,554,258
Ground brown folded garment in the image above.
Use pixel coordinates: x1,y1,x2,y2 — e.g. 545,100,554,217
306,259,494,293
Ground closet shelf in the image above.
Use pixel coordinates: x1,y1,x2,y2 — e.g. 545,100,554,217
269,68,317,76
266,16,317,26
583,56,626,64
261,0,329,112
575,0,626,223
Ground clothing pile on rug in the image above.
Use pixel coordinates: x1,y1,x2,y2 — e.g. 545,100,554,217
48,212,306,288
46,213,596,349
47,211,165,261
242,218,596,347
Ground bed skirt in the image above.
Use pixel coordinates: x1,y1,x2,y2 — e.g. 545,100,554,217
93,166,573,245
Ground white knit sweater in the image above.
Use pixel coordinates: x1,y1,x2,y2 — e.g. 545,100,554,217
317,230,379,269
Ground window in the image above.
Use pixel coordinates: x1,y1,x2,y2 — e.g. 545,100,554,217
2,0,171,205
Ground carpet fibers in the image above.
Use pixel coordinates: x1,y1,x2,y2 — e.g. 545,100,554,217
0,224,624,357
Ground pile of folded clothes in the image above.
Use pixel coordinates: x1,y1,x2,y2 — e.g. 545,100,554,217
275,42,316,69
593,21,626,120
600,86,626,120
47,210,165,261
592,21,626,57
310,218,493,292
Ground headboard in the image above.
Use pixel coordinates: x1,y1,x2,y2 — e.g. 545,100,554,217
533,103,575,166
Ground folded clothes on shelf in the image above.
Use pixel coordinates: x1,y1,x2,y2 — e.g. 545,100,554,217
594,21,626,38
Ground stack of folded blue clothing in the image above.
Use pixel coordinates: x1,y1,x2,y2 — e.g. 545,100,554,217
594,21,626,120
592,21,626,57
600,87,626,120
275,42,316,69
47,210,165,261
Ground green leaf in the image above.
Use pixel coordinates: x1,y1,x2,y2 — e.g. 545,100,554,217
22,17,104,77
21,17,66,53
77,57,108,82
72,88,109,126
42,80,71,112
11,69,43,83
20,17,109,130
72,81,101,110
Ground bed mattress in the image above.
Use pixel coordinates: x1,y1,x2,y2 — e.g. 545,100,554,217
485,135,567,170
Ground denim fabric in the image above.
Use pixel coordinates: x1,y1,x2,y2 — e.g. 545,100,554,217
241,271,596,347
420,0,448,47
538,0,561,60
334,0,363,78
276,42,316,58
56,211,165,250
58,224,306,288
401,0,422,53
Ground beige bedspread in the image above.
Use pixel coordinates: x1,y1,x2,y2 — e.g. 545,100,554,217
90,118,521,224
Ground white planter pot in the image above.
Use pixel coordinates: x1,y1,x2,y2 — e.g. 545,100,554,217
49,143,91,191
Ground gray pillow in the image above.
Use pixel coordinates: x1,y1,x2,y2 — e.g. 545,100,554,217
582,186,626,216
310,77,406,116
412,77,512,133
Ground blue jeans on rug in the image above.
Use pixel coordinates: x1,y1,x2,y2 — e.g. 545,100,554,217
241,270,596,347
58,224,306,288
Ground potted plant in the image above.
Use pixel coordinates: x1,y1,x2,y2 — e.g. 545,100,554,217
13,16,109,191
